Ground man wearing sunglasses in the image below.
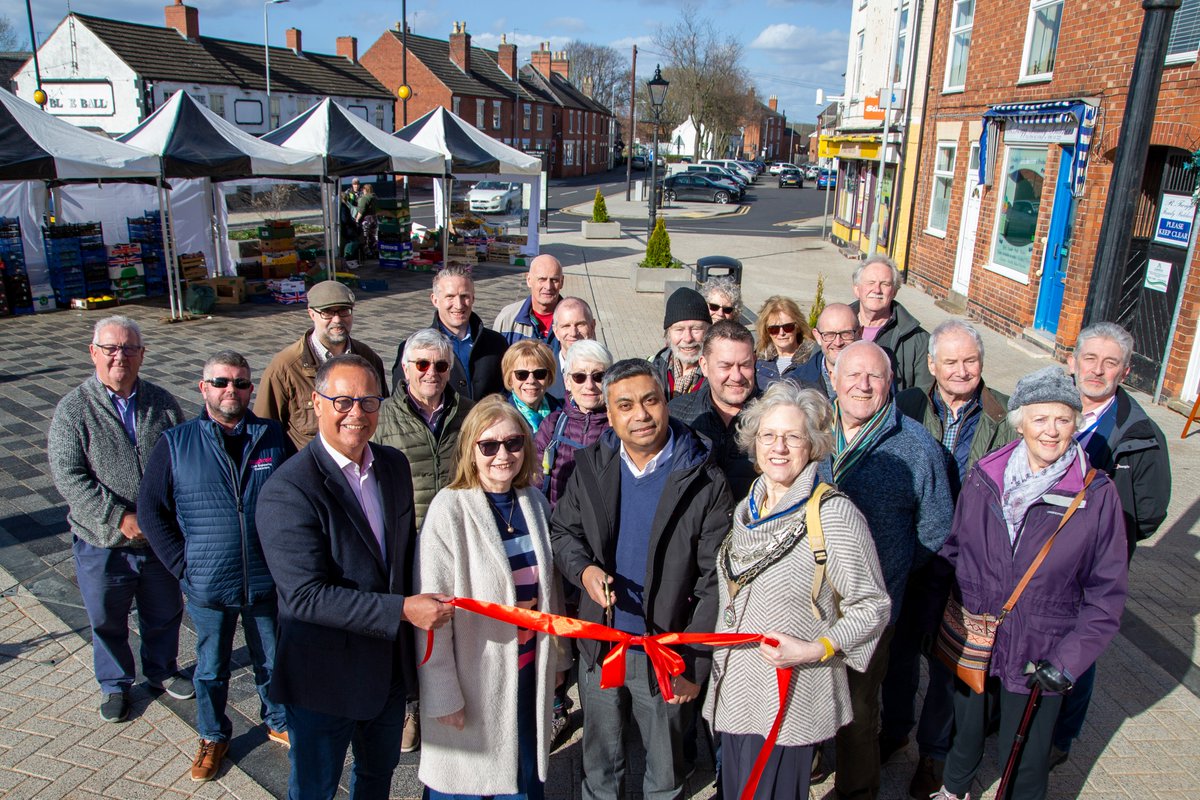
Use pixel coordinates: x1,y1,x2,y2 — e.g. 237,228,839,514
790,303,861,401
257,281,389,451
493,254,565,352
48,316,189,725
138,351,294,781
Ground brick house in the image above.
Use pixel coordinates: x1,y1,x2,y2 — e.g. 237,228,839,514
361,24,613,178
740,96,788,161
906,0,1200,407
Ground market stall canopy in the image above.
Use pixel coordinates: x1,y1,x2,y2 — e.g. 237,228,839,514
262,98,446,177
118,90,323,180
395,107,541,176
0,87,160,181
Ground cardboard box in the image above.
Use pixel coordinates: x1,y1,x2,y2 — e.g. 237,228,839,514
70,296,118,310
261,251,298,267
262,263,297,280
260,237,296,253
108,264,146,279
192,277,247,304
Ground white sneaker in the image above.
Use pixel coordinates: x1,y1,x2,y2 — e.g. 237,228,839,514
930,789,969,800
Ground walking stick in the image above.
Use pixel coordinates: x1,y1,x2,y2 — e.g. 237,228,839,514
996,681,1043,800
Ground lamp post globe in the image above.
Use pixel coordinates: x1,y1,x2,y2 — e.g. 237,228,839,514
33,89,47,107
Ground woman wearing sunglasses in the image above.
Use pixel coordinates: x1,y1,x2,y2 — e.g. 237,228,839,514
754,295,818,392
418,396,569,800
503,340,561,433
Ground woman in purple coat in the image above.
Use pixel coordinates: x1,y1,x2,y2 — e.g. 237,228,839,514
932,366,1128,800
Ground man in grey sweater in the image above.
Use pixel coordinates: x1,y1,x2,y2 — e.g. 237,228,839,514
47,316,191,724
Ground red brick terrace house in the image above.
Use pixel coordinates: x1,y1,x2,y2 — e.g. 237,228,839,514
361,24,613,178
906,0,1200,409
741,95,788,161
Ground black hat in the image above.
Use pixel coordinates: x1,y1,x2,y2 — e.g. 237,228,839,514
663,287,710,329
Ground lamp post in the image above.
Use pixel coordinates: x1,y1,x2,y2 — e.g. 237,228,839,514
263,0,289,125
646,65,669,237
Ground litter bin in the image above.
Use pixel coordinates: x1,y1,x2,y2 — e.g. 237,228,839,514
695,255,743,286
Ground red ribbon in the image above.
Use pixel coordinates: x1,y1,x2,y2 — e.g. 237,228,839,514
421,597,795,800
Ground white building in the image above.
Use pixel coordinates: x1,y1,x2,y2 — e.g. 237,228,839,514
12,1,394,137
668,116,715,160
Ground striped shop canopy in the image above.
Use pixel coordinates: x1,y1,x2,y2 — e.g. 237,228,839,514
979,99,1098,197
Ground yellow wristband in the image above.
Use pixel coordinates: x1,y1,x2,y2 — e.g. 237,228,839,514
818,637,836,662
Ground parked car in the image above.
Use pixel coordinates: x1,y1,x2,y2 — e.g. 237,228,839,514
701,160,756,183
468,181,521,214
769,162,799,175
663,174,739,204
817,169,837,190
804,165,820,181
685,164,748,190
778,168,804,189
632,153,649,170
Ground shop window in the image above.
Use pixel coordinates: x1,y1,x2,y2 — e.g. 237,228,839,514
928,143,957,234
989,146,1049,279
1167,0,1200,62
836,161,860,224
945,0,974,91
1021,0,1063,80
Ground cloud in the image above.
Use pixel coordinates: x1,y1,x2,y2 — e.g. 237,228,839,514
547,17,588,33
608,35,654,50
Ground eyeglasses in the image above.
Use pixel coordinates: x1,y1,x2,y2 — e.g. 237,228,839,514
205,377,252,390
409,359,451,374
568,370,606,385
766,323,797,336
93,343,144,357
756,431,807,449
708,303,736,315
476,435,525,457
316,392,383,413
314,307,354,320
817,329,858,344
513,368,550,382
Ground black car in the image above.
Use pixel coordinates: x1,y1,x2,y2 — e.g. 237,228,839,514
778,168,804,189
663,174,738,204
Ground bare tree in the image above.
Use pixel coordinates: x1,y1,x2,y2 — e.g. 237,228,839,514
564,40,631,112
0,15,27,51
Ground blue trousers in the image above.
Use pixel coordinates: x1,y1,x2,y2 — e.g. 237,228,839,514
72,537,183,694
285,678,409,800
1051,662,1097,752
188,597,287,743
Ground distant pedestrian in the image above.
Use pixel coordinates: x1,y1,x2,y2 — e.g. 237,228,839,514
849,256,931,391
650,287,712,400
753,295,818,391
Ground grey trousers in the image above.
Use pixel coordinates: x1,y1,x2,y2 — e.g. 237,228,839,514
578,650,690,800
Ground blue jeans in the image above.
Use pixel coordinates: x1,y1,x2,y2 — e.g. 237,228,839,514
286,678,409,800
1052,662,1097,752
188,597,286,743
72,537,183,694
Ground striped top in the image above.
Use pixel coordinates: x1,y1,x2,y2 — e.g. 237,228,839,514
487,491,540,670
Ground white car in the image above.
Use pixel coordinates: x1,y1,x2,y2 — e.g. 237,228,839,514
468,181,521,214
769,162,799,175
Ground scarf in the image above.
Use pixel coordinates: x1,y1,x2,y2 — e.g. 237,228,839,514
669,356,704,397
831,399,893,483
510,392,552,432
1001,440,1080,545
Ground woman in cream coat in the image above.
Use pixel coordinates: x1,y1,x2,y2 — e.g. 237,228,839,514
418,395,568,800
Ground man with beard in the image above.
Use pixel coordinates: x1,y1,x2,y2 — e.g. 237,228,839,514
849,256,931,392
651,287,712,400
791,303,861,401
494,254,566,352
139,351,294,781
257,281,389,450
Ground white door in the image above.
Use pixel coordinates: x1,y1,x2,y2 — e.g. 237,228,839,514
951,143,982,295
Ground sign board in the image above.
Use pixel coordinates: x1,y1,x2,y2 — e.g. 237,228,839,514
1144,259,1171,293
863,89,906,121
1153,193,1195,247
1004,119,1077,145
42,81,115,117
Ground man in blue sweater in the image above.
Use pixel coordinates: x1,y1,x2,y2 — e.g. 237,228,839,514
139,351,293,782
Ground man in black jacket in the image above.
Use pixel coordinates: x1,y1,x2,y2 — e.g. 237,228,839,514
391,265,508,400
552,358,732,800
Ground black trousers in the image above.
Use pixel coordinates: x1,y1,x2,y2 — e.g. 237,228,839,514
834,625,894,800
943,677,1063,800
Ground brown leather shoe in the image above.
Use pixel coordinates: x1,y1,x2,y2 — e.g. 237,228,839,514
268,729,290,748
401,712,420,753
190,739,229,782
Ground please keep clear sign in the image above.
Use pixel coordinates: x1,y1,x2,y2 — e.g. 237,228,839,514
1154,193,1196,248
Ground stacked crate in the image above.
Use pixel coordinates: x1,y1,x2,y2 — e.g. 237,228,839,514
178,252,208,282
43,222,107,306
0,217,33,315
127,211,169,296
376,198,413,270
259,221,298,279
107,244,146,302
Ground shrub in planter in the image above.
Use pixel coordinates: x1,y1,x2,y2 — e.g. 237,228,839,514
808,273,826,329
642,218,676,268
592,190,610,223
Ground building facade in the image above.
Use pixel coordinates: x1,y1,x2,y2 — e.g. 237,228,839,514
741,96,788,161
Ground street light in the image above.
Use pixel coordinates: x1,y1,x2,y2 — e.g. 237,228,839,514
263,0,289,126
646,64,669,237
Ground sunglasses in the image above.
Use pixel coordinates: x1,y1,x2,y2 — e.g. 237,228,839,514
316,392,383,413
513,368,550,381
205,377,252,390
767,322,797,335
476,435,525,457
708,303,736,315
410,359,451,374
568,370,606,385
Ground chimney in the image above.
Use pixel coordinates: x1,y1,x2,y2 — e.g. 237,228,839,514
286,27,302,54
531,42,552,77
551,50,570,80
449,21,471,73
164,0,199,40
768,95,778,112
581,75,594,98
497,34,517,80
336,36,358,63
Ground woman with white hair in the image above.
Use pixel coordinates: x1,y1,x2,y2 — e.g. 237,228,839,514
704,381,890,800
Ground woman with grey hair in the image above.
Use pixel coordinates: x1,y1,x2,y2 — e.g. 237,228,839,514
930,366,1128,800
703,276,742,323
704,381,890,800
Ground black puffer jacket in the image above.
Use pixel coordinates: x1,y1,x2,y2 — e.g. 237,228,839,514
668,387,759,500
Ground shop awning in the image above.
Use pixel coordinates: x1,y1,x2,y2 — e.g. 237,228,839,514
979,99,1097,196
818,133,883,160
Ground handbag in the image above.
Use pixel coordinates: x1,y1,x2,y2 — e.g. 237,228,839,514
935,468,1096,694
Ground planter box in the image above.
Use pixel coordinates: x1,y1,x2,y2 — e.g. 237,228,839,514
631,262,690,293
582,221,622,239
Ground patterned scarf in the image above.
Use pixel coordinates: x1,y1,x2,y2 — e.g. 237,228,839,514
1001,440,1080,545
669,356,705,397
831,399,893,483
510,392,552,433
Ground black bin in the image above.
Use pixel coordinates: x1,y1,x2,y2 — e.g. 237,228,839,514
695,255,743,286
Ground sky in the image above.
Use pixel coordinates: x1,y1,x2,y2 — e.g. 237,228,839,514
13,0,851,123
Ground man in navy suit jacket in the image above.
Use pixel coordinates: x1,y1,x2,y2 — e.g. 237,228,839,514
258,354,453,800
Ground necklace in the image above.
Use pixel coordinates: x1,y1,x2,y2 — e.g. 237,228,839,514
485,490,517,534
719,521,807,626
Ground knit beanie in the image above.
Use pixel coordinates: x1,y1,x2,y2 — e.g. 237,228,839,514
1007,366,1083,412
663,287,711,329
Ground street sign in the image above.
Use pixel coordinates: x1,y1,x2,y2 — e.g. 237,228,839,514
863,89,906,120
1144,259,1171,292
1153,193,1195,247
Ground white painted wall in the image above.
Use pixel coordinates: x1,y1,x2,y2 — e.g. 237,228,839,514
841,0,917,132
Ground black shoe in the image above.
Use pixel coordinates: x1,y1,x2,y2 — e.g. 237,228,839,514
148,674,195,700
99,692,129,723
879,734,910,764
908,755,945,799
1049,746,1069,769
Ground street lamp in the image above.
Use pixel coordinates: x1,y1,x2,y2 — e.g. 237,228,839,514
646,64,669,237
263,0,289,126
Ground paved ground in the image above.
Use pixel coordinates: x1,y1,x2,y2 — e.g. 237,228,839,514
0,219,1197,799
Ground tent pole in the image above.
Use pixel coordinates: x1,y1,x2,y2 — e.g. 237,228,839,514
207,178,220,277
327,181,336,281
157,178,179,320
166,185,185,318
443,177,451,268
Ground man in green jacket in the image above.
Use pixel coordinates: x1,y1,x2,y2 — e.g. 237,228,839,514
850,255,932,392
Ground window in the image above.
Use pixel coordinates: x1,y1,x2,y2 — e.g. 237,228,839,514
1167,0,1200,61
928,142,957,234
945,0,974,90
989,146,1049,279
209,94,225,118
492,100,502,130
536,106,544,131
893,1,911,85
476,99,485,128
375,105,384,129
452,96,461,116
269,96,280,129
590,141,596,164
564,141,575,167
523,103,531,131
1021,0,1063,80
853,31,865,95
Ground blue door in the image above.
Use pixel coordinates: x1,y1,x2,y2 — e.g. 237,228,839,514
1033,147,1077,335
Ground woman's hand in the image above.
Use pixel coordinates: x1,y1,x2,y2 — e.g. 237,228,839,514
758,631,829,668
436,708,465,730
